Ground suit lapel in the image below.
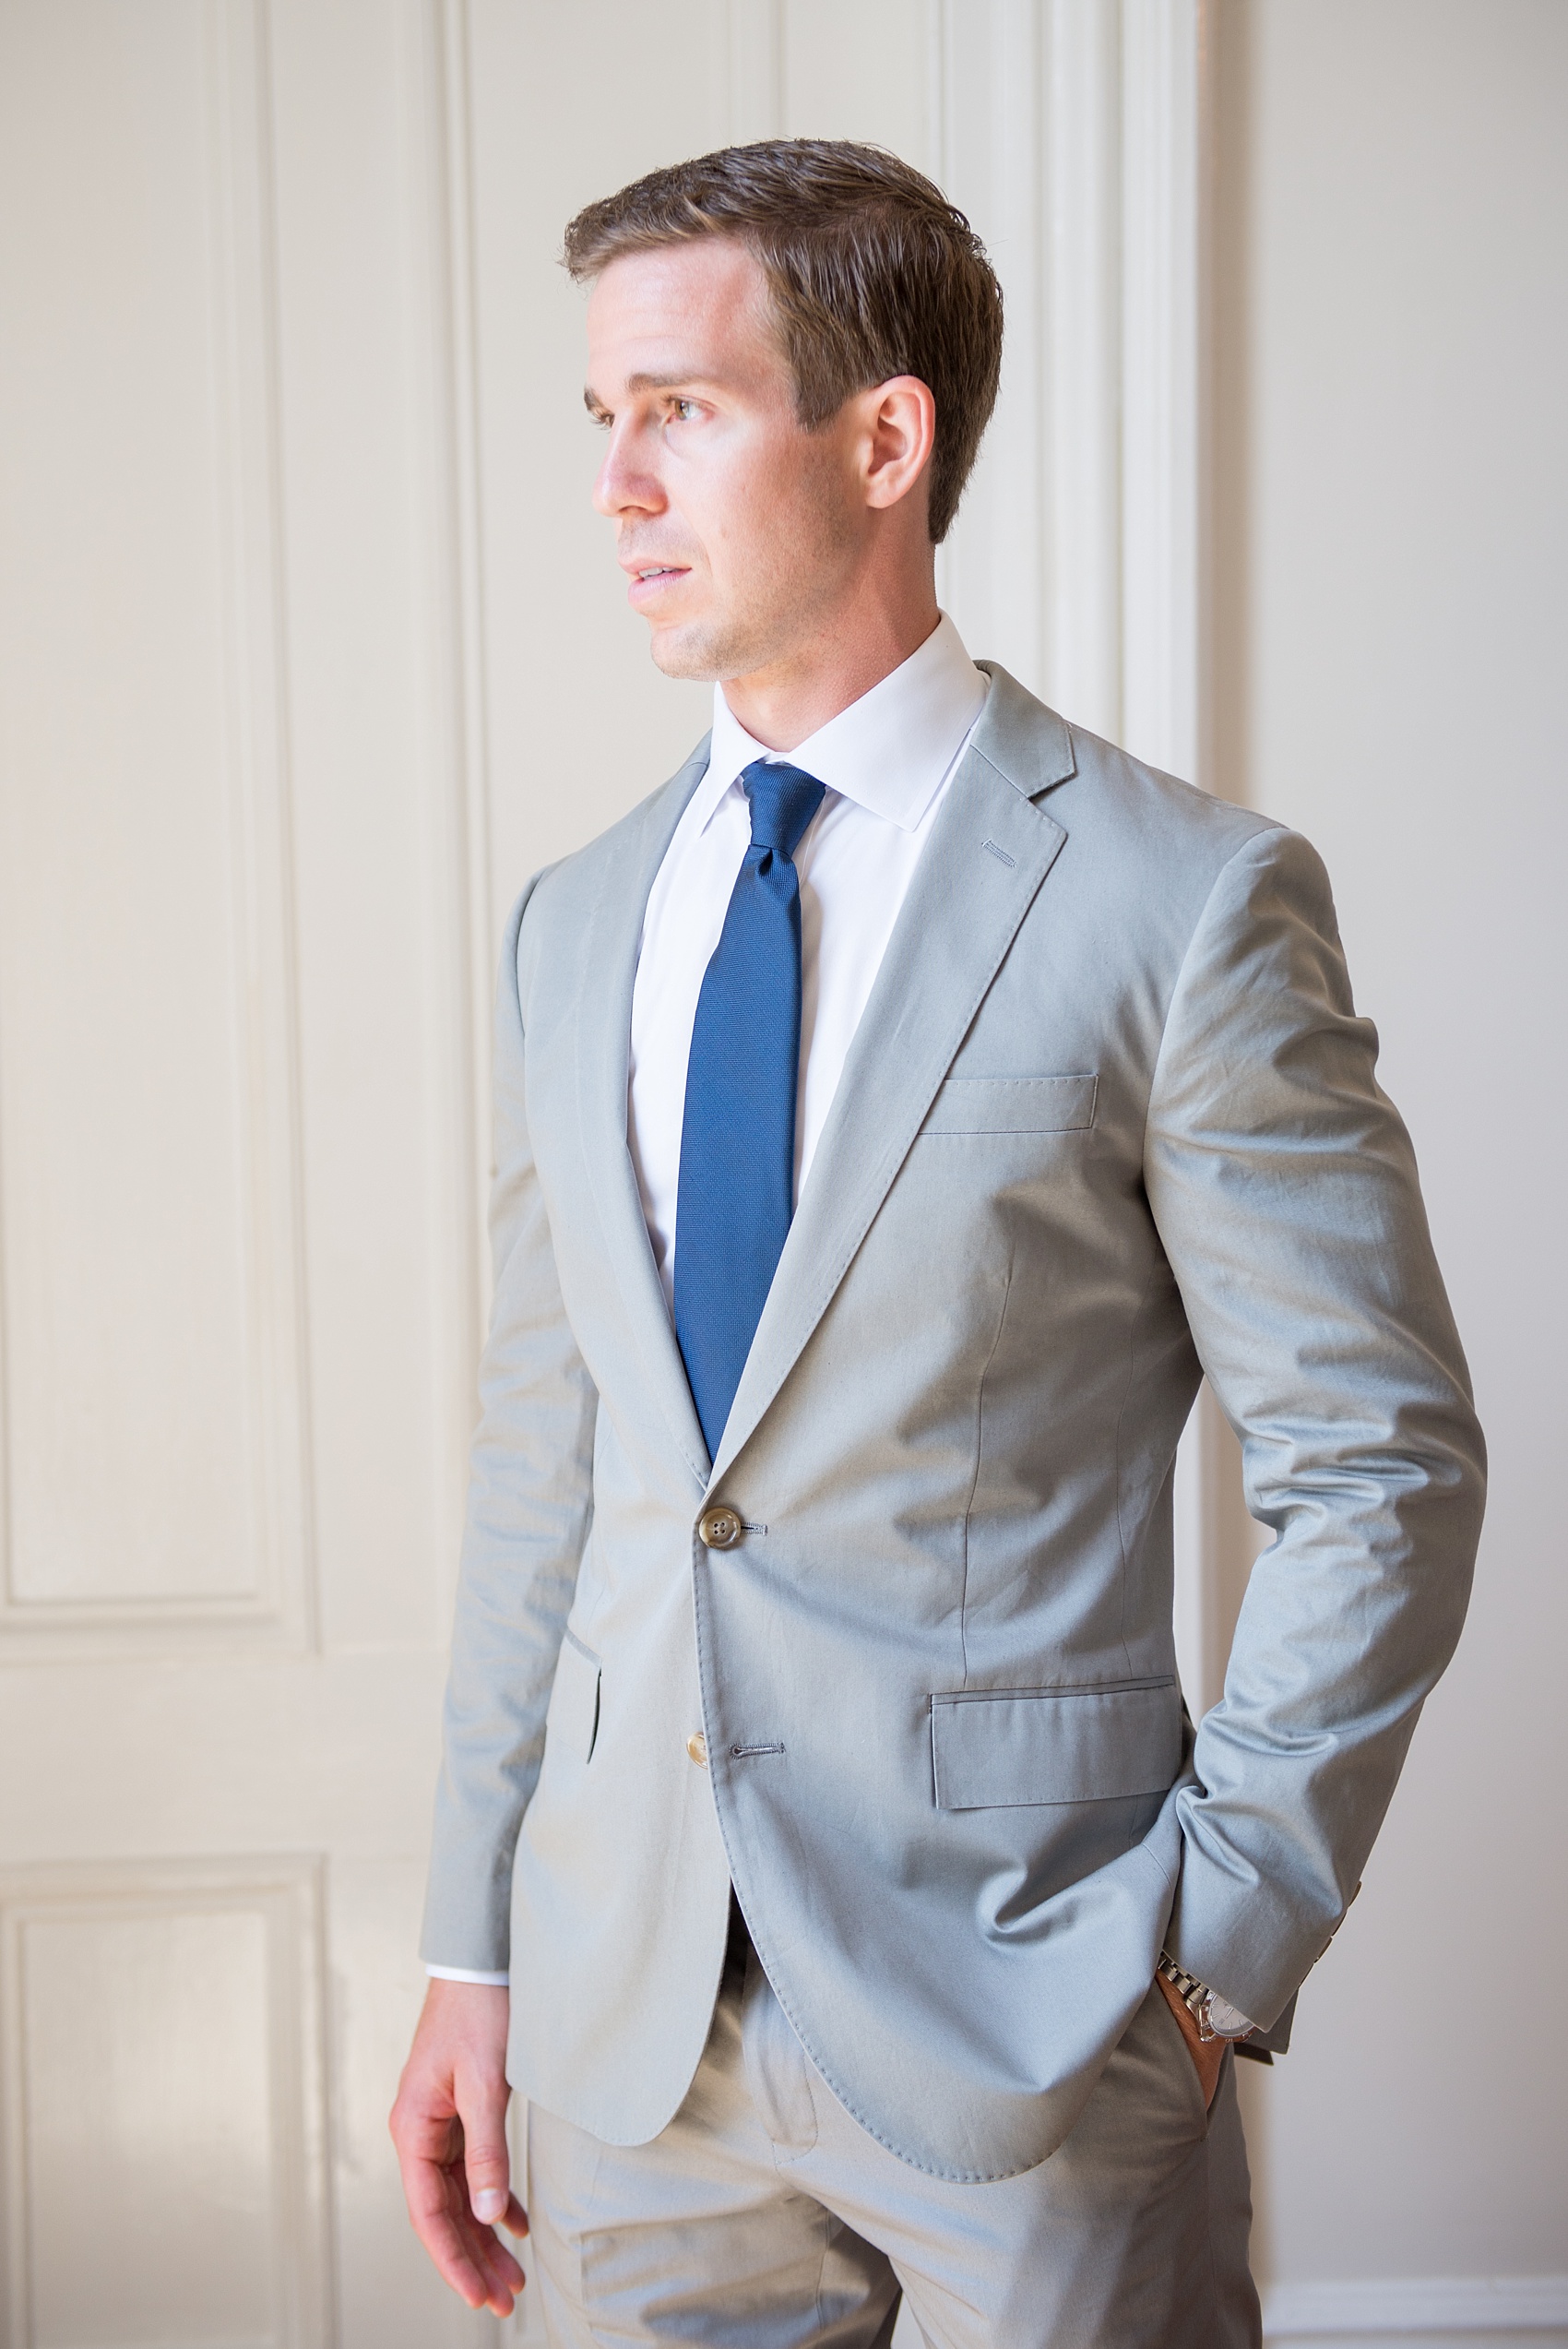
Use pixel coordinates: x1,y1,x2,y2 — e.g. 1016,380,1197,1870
708,670,1075,1488
576,744,713,1491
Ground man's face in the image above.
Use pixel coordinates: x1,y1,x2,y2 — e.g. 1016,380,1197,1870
584,240,862,683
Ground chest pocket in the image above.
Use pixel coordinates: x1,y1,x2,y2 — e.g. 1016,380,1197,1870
920,1074,1098,1136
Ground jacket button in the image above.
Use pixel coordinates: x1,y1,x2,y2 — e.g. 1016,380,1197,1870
697,1504,743,1550
686,1730,708,1767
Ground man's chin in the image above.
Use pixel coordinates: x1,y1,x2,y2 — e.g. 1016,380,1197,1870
647,621,727,684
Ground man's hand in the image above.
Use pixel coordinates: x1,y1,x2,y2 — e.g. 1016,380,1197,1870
1154,1969,1227,2111
389,1979,528,2317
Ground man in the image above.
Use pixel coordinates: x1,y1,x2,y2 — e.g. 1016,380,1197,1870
391,141,1483,2344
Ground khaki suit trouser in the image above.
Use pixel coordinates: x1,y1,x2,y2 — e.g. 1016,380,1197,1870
525,1944,1262,2349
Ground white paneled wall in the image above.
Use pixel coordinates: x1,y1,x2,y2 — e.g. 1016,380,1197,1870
0,2,507,2340
0,3,1558,2342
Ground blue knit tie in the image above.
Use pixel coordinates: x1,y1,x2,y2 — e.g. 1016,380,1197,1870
674,760,826,1459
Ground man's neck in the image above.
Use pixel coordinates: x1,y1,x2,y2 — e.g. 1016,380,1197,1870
719,585,942,753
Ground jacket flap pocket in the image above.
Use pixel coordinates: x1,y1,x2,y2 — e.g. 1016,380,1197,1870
931,1678,1180,1810
546,1627,601,1764
921,1074,1098,1136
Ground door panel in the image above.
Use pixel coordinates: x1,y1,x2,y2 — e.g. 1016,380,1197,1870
1,1861,328,2349
0,0,309,1651
0,0,499,2338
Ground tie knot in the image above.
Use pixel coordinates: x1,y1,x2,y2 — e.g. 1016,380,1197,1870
742,760,826,862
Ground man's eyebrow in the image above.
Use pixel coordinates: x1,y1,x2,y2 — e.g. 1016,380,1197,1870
583,369,721,414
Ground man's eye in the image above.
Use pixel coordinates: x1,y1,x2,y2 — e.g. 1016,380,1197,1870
669,399,699,423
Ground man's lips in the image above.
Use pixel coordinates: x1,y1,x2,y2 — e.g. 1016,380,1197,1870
624,562,692,607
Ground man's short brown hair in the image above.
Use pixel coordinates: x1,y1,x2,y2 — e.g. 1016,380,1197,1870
563,140,1004,544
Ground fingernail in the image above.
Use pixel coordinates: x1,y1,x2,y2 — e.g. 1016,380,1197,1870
472,2188,506,2223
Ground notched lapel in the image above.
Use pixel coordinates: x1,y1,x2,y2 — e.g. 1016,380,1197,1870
973,661,1076,799
576,746,713,1490
708,690,1071,1489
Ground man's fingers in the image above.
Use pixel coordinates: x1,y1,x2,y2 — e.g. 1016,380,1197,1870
409,2154,526,2313
455,2066,514,2224
450,2179,526,2317
391,2104,522,2307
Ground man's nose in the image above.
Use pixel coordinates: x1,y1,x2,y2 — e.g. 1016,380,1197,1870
593,426,663,520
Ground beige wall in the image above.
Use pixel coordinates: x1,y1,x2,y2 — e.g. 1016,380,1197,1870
1213,0,1568,2329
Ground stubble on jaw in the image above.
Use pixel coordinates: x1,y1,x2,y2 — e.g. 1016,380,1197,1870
647,420,861,687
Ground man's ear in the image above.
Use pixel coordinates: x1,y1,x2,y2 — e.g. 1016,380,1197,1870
860,376,937,516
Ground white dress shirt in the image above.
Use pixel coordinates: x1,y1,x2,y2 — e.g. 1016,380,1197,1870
629,612,988,1307
425,615,986,1987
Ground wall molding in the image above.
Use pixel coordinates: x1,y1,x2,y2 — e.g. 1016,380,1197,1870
1120,0,1205,781
1264,2274,1568,2341
414,0,495,1607
206,0,316,1651
932,0,1208,765
928,0,1051,697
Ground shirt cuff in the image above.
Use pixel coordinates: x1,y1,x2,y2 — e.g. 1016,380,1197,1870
425,1964,510,1986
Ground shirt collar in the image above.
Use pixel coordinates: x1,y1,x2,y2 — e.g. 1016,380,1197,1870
695,612,988,837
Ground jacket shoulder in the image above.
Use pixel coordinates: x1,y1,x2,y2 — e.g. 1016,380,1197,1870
1063,721,1276,863
974,661,1278,885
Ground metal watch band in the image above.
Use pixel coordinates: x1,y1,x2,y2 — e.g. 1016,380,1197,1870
1157,1950,1251,2043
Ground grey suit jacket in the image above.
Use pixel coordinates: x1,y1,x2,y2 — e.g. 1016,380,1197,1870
422,663,1483,2181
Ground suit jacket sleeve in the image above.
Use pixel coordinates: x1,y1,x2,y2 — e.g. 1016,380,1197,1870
420,878,599,1973
1145,823,1485,2029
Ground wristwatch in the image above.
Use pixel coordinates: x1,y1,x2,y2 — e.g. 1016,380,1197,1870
1157,1952,1257,2043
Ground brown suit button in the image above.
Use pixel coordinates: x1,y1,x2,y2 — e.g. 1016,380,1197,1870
697,1504,743,1550
686,1730,708,1768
